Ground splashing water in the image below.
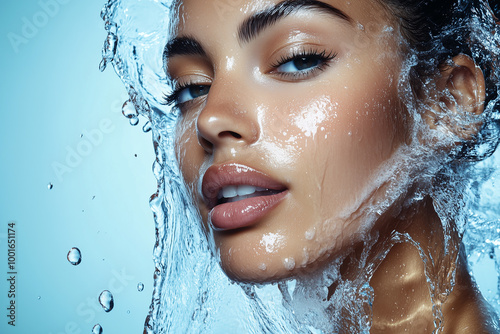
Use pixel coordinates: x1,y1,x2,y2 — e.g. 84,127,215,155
100,0,500,332
67,247,81,266
98,290,114,313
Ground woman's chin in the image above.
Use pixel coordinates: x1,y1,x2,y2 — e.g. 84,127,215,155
217,244,336,284
218,247,303,284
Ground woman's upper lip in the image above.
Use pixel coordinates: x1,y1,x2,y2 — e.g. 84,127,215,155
202,163,287,209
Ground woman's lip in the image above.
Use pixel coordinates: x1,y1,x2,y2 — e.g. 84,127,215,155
209,190,288,230
202,163,287,209
201,163,288,230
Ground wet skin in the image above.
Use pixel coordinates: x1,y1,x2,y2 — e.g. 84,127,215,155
166,0,492,332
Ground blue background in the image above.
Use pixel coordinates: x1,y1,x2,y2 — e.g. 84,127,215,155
0,0,156,333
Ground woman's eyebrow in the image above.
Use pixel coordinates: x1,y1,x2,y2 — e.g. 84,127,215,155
163,0,350,61
163,36,206,61
238,0,352,44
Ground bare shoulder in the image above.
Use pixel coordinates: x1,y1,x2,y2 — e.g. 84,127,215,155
442,259,498,333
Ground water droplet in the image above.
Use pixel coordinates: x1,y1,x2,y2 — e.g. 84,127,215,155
67,247,81,266
92,195,96,200
102,33,117,61
142,121,152,133
134,154,138,158
92,324,103,334
152,160,162,181
37,296,41,300
127,310,131,314
129,116,139,126
283,257,296,271
98,290,114,312
47,183,53,190
100,4,108,20
137,282,144,292
122,101,138,119
104,21,117,34
99,58,107,72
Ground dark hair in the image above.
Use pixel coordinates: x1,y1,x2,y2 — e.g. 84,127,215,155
383,0,500,159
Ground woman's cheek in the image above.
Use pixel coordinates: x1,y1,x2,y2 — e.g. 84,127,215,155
175,114,203,191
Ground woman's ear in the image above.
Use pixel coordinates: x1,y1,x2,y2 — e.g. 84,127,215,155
424,54,486,141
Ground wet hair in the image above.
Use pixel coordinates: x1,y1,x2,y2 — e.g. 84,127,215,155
381,0,500,160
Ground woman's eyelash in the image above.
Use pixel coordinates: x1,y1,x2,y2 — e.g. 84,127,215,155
162,49,337,107
270,49,337,77
162,80,196,107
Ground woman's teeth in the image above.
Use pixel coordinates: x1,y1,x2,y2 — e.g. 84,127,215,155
221,185,267,198
218,185,269,202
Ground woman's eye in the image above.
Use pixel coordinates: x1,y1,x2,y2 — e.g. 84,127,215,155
277,55,323,73
177,84,210,104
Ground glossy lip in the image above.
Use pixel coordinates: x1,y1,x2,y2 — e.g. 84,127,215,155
202,163,288,230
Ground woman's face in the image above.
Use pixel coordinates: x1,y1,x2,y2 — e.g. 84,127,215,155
167,0,408,282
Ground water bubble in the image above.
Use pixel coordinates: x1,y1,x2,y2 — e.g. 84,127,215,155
129,116,139,126
47,183,53,190
137,282,144,292
98,290,114,312
122,101,138,119
92,324,103,334
142,121,152,133
67,247,81,266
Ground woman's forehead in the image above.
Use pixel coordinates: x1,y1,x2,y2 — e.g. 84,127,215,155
174,0,394,36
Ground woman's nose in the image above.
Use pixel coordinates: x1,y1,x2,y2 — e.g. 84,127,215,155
196,82,260,153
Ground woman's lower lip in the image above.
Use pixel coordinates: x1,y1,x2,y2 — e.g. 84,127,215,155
209,191,288,230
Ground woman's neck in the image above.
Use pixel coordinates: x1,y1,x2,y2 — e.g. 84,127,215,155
369,197,494,333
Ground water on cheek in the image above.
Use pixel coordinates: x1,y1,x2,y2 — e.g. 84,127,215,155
257,105,299,169
175,116,201,186
292,98,337,138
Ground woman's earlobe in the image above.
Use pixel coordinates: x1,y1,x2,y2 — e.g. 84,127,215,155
424,54,486,140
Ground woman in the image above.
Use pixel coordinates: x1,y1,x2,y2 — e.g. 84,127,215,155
102,0,500,332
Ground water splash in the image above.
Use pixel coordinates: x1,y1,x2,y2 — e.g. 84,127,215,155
67,247,81,266
98,290,114,312
100,0,500,332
